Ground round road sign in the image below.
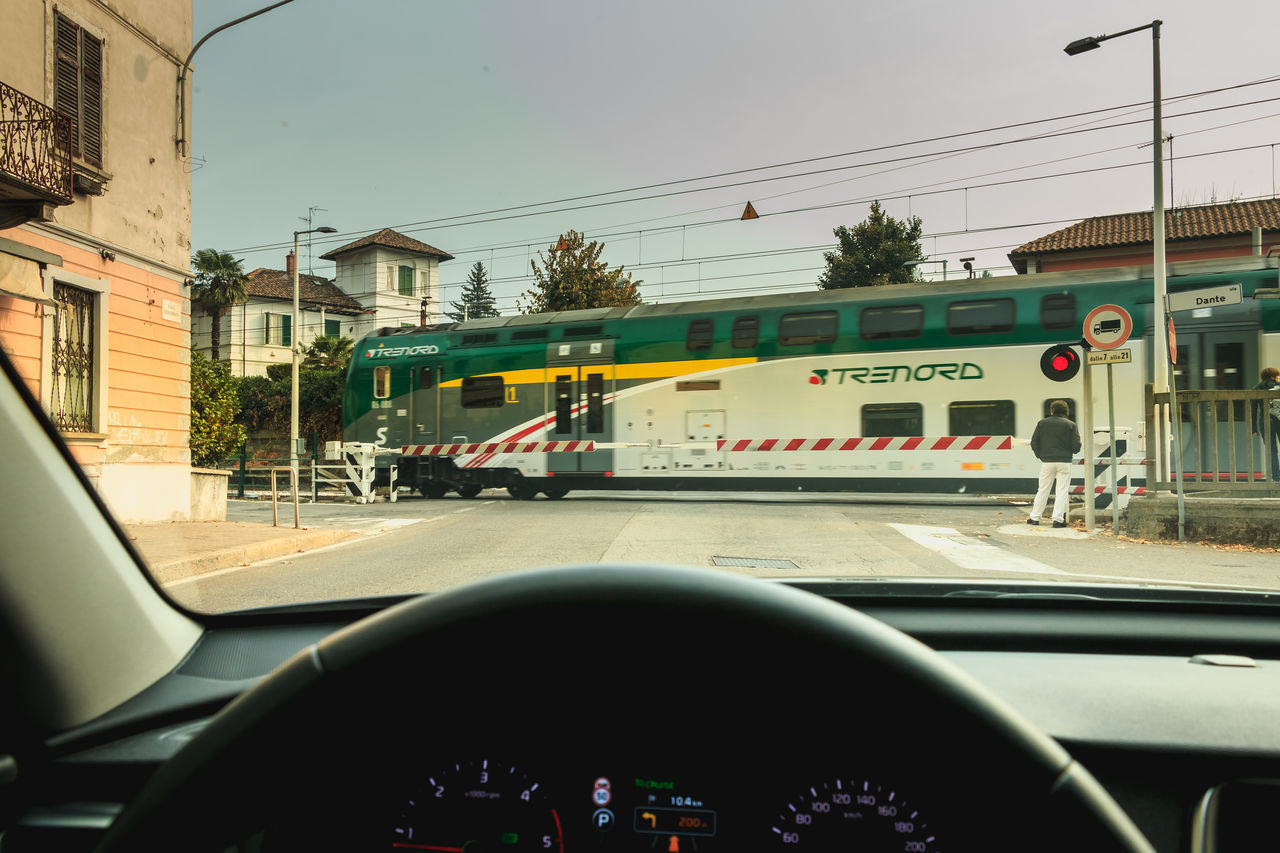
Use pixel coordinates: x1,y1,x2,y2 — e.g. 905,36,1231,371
1082,304,1133,350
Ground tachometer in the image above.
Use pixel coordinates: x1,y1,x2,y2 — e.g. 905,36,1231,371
771,778,938,852
392,759,564,853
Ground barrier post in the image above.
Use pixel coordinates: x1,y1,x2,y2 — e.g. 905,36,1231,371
311,430,319,503
237,441,246,499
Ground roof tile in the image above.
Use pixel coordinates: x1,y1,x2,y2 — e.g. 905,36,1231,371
244,268,367,314
1010,198,1280,256
319,227,454,261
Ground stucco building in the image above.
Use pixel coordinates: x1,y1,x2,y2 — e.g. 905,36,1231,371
191,251,368,377
321,228,454,339
0,1,194,522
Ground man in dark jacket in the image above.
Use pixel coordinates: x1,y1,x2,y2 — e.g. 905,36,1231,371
1028,400,1082,528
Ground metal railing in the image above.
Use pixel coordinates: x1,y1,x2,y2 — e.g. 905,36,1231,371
1144,385,1280,494
0,80,73,203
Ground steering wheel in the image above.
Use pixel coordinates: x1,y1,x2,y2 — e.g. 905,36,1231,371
96,565,1154,852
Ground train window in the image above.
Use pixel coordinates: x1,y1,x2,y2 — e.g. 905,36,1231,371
554,375,572,434
1042,399,1077,420
779,311,838,346
512,329,548,341
1040,293,1076,330
419,367,434,390
946,298,1015,335
731,315,760,348
373,366,391,399
862,403,923,437
860,304,924,340
461,333,498,346
948,400,1015,436
586,373,605,433
687,319,714,352
461,375,504,409
564,325,604,338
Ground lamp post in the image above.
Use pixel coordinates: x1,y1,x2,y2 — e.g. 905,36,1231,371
1065,20,1167,393
292,226,337,474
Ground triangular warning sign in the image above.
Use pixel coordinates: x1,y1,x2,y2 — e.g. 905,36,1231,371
740,201,759,220
555,235,569,252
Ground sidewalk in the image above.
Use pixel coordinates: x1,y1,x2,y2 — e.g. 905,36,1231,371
123,521,362,584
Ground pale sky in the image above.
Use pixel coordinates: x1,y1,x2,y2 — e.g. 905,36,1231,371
190,0,1280,317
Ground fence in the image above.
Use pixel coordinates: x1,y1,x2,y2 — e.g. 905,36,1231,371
1144,385,1280,495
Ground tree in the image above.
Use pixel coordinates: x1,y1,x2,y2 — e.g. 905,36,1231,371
191,248,248,362
445,262,499,321
303,335,353,371
519,230,641,313
817,201,925,290
190,351,246,466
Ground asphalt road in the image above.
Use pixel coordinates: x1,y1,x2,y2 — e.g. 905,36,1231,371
163,491,1280,613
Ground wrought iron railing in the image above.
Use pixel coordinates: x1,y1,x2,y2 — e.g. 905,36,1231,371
0,80,73,203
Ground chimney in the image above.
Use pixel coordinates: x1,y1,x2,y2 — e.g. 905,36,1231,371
286,251,296,276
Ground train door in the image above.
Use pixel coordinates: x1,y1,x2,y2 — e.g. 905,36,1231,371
370,364,413,449
1169,324,1260,476
409,364,440,446
545,341,615,475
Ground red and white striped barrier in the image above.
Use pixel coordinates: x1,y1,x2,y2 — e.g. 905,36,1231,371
401,441,596,456
716,436,1014,452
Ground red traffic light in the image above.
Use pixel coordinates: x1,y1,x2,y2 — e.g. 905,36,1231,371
1040,344,1081,382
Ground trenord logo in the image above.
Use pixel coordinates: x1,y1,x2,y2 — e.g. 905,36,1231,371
809,363,985,385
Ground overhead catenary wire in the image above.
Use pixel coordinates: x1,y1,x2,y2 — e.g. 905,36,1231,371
220,75,1280,259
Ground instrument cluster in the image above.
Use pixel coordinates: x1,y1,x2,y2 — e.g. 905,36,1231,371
386,759,941,853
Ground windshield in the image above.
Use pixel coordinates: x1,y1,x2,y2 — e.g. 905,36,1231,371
3,0,1279,615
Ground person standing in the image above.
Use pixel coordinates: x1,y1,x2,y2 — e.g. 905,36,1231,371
1028,400,1082,528
1252,367,1280,482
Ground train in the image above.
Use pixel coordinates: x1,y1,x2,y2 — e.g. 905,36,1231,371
341,257,1280,499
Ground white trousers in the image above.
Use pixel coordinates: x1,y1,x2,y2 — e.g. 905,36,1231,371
1030,461,1072,523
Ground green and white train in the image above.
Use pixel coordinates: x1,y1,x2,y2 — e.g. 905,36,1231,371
342,258,1280,499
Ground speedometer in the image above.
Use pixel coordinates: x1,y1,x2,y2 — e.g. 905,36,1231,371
392,759,564,853
771,778,939,852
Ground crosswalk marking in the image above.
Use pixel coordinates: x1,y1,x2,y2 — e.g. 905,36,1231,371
887,523,1067,575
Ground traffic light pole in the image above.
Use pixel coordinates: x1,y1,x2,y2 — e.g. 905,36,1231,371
1107,362,1120,533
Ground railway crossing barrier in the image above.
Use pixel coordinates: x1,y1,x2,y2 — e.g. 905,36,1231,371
321,441,397,503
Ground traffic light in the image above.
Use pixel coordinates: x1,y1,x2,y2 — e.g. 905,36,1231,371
1040,344,1081,382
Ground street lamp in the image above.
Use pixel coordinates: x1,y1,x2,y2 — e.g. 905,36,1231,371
904,258,947,281
1065,20,1167,393
292,225,337,474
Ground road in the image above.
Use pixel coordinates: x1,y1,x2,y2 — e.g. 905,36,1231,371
163,490,1280,613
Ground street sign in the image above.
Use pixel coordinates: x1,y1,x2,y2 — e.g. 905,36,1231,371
1087,348,1132,365
1082,304,1133,350
1168,283,1242,312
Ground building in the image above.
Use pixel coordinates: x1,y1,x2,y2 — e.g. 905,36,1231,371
0,1,194,522
1008,198,1280,274
192,252,367,377
320,228,454,338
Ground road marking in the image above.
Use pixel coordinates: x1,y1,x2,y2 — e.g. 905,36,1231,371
887,523,1067,575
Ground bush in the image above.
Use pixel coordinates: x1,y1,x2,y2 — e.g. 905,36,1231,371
190,351,247,466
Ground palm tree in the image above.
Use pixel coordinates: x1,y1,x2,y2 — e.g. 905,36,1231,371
303,335,353,370
191,249,248,362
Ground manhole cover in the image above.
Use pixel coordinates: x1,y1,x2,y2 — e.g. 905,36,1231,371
711,556,801,570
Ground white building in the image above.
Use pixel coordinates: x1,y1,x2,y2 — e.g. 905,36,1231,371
320,228,454,338
192,252,367,377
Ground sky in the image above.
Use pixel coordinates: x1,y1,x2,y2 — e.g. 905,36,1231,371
190,0,1280,320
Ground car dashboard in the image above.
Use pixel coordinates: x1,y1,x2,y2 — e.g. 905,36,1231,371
8,579,1280,853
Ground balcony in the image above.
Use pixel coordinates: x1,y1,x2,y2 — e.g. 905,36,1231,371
0,79,73,230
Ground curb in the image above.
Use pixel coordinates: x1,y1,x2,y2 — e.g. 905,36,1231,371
150,528,364,584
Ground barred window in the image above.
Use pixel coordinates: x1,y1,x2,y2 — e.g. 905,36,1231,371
54,11,103,168
51,282,95,432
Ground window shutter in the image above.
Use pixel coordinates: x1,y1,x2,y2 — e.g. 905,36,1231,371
80,32,103,167
282,314,292,347
324,318,340,337
263,313,273,345
398,266,413,296
54,14,81,159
